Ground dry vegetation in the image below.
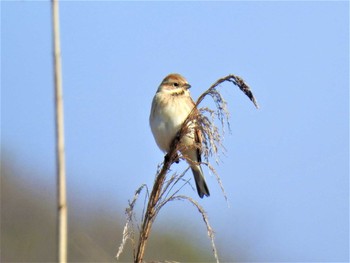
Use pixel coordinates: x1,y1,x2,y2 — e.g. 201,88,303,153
117,75,259,263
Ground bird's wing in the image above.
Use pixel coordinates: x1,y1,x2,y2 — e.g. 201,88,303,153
194,127,202,163
192,99,203,163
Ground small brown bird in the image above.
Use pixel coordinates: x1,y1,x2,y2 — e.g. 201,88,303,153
149,73,210,198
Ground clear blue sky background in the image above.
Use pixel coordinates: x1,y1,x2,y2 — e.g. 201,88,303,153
2,1,349,262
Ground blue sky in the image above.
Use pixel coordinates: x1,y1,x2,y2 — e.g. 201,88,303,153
2,1,349,262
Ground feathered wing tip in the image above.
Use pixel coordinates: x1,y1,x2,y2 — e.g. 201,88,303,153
191,165,210,198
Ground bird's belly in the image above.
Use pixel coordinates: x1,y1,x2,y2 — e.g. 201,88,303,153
151,105,188,152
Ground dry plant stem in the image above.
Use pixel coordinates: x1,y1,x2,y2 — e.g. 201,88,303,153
52,0,67,262
135,147,178,263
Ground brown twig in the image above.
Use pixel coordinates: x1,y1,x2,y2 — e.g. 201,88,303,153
134,143,180,262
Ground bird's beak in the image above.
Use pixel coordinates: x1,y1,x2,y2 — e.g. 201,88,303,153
184,83,191,89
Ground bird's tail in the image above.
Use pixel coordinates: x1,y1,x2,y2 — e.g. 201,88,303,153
191,165,210,198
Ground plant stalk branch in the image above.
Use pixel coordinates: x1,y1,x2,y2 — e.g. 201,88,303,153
52,0,67,262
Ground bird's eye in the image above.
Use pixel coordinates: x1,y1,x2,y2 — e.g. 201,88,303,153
173,83,179,87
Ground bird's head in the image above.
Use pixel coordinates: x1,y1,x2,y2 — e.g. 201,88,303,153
158,73,191,93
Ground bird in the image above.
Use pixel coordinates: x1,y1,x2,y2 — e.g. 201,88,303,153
149,73,210,198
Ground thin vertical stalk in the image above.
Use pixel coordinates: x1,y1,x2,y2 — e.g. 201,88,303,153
52,0,67,262
134,142,179,262
134,159,170,263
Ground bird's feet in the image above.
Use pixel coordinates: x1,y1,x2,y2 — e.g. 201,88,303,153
164,152,180,164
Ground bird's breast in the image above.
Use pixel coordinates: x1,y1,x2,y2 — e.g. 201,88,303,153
150,94,192,152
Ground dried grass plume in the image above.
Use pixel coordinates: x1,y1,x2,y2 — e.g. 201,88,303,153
116,74,259,263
